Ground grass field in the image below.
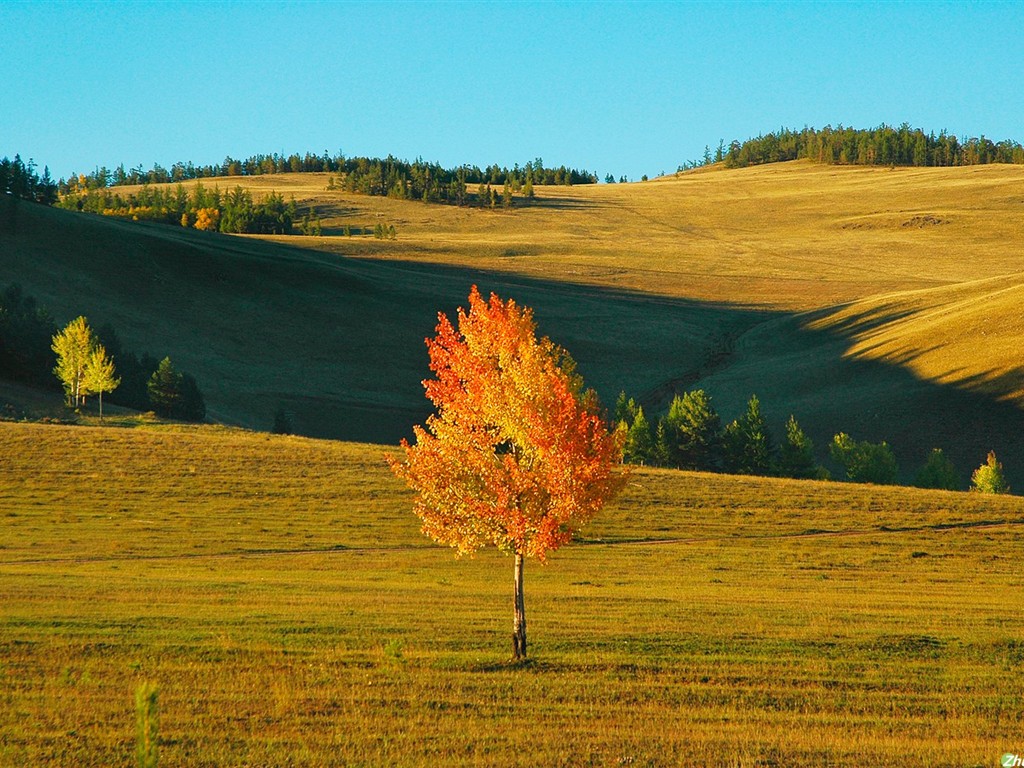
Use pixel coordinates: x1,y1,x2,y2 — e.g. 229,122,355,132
2,421,1022,766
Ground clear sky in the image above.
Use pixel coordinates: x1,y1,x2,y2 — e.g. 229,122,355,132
2,0,1022,182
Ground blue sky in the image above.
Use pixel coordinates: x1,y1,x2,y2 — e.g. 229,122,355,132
2,1,1022,181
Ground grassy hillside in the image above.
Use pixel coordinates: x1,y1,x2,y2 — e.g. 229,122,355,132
4,160,1024,483
1,422,1022,766
2,199,759,441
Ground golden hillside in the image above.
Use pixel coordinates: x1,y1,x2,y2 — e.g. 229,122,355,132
5,159,1023,481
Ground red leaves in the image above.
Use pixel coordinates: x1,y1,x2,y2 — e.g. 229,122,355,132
387,286,626,561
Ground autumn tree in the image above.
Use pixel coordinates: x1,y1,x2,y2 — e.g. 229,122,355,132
84,345,120,419
387,286,626,660
52,316,97,408
971,451,1009,494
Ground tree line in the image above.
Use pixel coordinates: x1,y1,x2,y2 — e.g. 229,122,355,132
57,152,598,203
715,125,1024,170
616,388,1009,493
0,285,205,421
56,183,296,235
0,155,59,205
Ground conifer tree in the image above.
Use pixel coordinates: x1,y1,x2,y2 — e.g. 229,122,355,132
148,357,182,417
624,406,654,465
777,415,820,479
661,390,721,470
613,391,639,426
915,448,959,490
722,395,772,475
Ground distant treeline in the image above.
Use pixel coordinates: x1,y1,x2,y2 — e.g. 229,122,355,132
57,152,598,201
56,183,296,235
0,284,205,421
0,155,59,204
718,124,1024,169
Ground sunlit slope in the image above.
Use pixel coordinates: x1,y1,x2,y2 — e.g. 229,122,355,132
1,202,757,440
807,275,1024,405
136,160,1024,310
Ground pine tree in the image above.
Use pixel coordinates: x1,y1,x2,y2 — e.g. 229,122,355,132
613,391,639,426
147,357,183,417
777,415,819,479
722,395,772,475
915,448,959,490
660,390,721,470
623,407,654,465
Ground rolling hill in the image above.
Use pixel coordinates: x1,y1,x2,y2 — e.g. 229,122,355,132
3,159,1024,484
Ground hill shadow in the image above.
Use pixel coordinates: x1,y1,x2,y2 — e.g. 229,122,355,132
4,201,1024,489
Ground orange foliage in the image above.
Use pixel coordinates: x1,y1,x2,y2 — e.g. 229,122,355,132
193,208,220,232
388,286,626,561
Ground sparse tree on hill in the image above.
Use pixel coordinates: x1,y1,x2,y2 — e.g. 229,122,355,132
147,357,182,417
777,415,824,479
84,345,120,419
660,390,722,471
52,316,97,408
722,395,772,475
387,286,626,660
971,450,1009,494
915,448,959,490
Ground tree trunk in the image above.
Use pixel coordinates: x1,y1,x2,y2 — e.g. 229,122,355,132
98,390,103,420
512,552,527,660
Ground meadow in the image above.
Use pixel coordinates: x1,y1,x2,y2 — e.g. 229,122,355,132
2,421,1022,766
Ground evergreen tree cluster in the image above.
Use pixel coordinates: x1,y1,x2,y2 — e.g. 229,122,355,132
719,124,1024,169
0,155,59,204
615,389,828,480
56,182,295,235
0,284,58,386
58,152,598,205
614,388,1009,492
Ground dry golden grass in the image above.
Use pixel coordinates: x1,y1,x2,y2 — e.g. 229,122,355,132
7,160,1024,485
129,161,1024,410
129,162,1024,312
2,421,1023,766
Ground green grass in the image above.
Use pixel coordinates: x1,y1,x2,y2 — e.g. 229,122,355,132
2,421,1022,766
